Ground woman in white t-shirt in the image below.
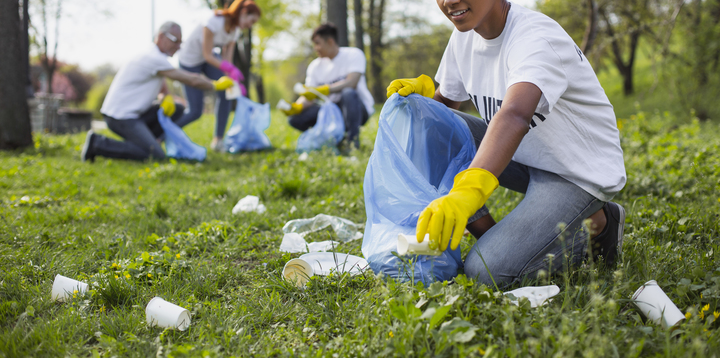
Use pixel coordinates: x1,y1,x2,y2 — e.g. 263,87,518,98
384,0,627,287
176,0,261,151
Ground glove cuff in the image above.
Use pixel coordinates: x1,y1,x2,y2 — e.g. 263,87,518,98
452,168,499,199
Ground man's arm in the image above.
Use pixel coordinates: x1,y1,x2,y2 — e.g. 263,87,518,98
158,69,215,91
469,82,542,177
327,72,362,93
433,89,462,110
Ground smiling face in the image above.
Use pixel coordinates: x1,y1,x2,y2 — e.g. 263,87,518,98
437,0,508,38
312,35,338,59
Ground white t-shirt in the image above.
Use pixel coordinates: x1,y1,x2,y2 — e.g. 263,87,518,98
178,15,240,67
100,45,174,120
435,3,626,201
305,47,375,116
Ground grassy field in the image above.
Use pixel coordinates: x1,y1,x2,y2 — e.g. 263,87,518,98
1,96,720,357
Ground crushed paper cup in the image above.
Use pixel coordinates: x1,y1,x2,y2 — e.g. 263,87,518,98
51,274,89,302
277,99,292,111
632,280,685,328
505,285,560,308
282,252,368,287
226,81,242,100
146,297,191,331
279,233,339,253
397,233,441,256
232,195,266,214
298,152,309,161
293,82,306,95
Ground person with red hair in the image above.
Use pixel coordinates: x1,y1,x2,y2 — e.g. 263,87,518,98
176,0,262,151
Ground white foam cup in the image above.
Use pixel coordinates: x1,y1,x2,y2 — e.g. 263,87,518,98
145,297,191,331
632,280,685,328
225,81,241,99
51,274,89,302
293,82,306,95
276,99,292,111
283,258,314,287
397,233,441,256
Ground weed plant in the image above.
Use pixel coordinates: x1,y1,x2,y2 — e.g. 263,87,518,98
0,108,719,357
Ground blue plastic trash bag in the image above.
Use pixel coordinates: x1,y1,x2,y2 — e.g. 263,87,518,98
225,96,272,153
296,101,345,153
362,94,476,284
157,109,207,161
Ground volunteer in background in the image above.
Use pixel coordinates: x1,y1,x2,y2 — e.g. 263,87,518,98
80,21,234,162
387,0,627,287
176,0,262,151
282,23,375,150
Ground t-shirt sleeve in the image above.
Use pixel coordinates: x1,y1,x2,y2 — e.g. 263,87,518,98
148,52,175,76
344,48,366,74
506,35,568,114
435,31,467,102
205,15,224,34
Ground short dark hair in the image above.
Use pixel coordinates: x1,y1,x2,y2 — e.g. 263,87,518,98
312,23,338,43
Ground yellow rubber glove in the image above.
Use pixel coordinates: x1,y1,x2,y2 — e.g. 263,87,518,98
213,76,234,91
386,74,435,99
281,102,303,116
416,168,499,252
300,84,330,101
160,95,176,117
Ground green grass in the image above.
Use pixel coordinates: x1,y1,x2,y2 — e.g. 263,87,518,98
1,101,720,357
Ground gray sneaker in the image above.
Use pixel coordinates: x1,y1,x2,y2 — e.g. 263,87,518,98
81,130,96,163
590,202,625,266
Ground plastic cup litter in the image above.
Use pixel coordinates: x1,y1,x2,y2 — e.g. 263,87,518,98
632,280,685,328
276,99,292,111
293,82,306,95
282,252,369,288
504,285,560,308
283,258,315,288
145,297,191,331
397,233,441,256
225,81,242,100
51,274,89,302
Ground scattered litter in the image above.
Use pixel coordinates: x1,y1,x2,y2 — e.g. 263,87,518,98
51,274,88,302
279,233,340,253
232,195,267,214
146,297,191,331
504,285,560,308
632,280,685,328
282,252,369,287
396,233,441,256
298,152,309,161
283,214,362,242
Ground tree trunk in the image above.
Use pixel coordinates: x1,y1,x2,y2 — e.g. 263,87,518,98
353,0,364,50
368,0,386,102
0,0,33,149
581,0,598,54
327,0,349,46
600,8,639,96
23,0,33,97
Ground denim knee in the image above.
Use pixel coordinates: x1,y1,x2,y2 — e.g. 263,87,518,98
340,87,360,101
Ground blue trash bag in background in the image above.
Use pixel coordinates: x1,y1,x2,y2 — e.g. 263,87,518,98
362,94,476,284
296,101,345,153
157,109,207,161
224,96,272,153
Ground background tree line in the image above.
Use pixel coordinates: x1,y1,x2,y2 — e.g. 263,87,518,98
3,0,720,149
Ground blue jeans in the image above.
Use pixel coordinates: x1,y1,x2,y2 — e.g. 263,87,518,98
288,87,369,148
177,62,231,138
454,109,605,288
92,103,185,160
